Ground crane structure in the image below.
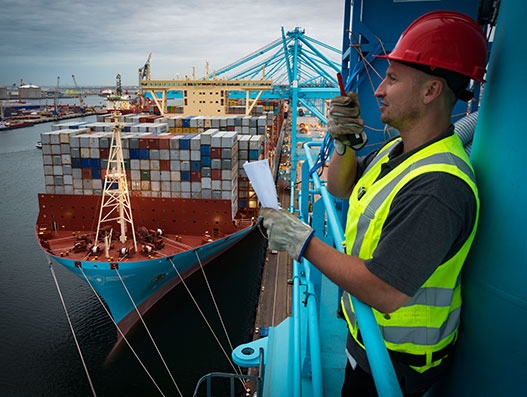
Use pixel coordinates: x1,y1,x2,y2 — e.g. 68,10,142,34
138,53,151,81
53,76,60,116
71,74,85,112
202,27,343,190
139,27,343,186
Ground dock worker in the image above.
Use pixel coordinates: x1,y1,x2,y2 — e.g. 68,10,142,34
259,10,487,396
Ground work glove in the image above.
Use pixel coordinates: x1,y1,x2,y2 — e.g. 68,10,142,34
259,208,314,261
328,91,367,154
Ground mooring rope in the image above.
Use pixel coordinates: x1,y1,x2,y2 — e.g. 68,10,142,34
168,256,248,390
195,251,236,356
77,266,168,397
48,257,97,397
114,268,183,397
194,250,250,389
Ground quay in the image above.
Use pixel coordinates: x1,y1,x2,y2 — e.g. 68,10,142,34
4,107,107,125
253,176,293,333
245,120,293,391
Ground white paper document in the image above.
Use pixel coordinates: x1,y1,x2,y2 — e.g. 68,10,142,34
243,159,280,210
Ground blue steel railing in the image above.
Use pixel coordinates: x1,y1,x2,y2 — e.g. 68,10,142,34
292,140,402,396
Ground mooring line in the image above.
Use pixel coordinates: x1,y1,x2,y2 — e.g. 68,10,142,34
77,266,168,397
168,256,247,388
48,258,97,397
195,250,234,351
194,250,246,378
114,268,183,397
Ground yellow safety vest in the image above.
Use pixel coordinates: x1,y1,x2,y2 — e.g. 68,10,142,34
341,134,479,372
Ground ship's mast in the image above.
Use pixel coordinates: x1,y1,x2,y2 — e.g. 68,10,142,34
95,110,137,256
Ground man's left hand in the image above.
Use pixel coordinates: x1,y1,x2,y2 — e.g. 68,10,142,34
259,208,314,261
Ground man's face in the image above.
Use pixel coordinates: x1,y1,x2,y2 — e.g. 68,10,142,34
374,61,426,131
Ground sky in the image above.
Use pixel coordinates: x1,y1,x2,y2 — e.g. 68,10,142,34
1,0,345,88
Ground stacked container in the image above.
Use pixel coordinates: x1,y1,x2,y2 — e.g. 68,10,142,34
40,115,270,217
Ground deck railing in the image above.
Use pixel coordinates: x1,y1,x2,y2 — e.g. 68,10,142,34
294,141,402,396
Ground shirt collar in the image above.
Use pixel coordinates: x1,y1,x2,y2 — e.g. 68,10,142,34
380,125,455,176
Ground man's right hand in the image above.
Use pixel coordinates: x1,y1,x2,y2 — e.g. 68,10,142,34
328,92,367,153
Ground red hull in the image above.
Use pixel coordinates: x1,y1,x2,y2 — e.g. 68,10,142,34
36,193,246,236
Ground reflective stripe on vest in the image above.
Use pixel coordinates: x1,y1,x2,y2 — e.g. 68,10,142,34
350,151,475,256
341,134,479,371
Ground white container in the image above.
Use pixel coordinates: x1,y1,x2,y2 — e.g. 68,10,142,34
170,171,181,182
202,177,211,189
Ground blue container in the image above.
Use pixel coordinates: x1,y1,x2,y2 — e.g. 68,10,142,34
90,158,101,169
139,149,149,159
201,155,211,167
129,149,140,159
71,158,82,168
81,158,91,168
201,145,211,155
91,168,101,179
105,181,118,190
181,171,190,181
180,134,196,150
182,117,193,128
190,161,201,172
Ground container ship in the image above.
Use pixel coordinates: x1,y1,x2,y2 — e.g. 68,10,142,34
36,89,285,340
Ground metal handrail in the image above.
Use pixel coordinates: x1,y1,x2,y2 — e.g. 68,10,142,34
294,141,402,396
194,348,264,396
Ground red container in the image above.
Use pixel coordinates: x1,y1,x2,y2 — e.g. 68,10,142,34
211,169,221,179
211,148,222,158
82,169,92,179
191,171,201,182
158,135,171,149
160,160,170,171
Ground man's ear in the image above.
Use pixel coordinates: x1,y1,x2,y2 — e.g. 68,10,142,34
423,78,445,105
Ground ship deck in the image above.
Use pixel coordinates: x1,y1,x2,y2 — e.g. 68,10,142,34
36,193,256,264
38,229,213,263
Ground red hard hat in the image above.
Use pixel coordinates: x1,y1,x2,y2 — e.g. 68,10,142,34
376,10,488,82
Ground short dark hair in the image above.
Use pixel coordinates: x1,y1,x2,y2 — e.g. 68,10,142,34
398,61,473,102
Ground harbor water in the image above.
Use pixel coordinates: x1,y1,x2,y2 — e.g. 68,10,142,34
0,98,267,396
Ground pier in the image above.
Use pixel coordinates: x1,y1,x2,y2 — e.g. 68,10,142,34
253,177,293,332
245,118,293,391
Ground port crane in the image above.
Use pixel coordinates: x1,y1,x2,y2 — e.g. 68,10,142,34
139,53,151,81
53,76,60,116
71,74,85,112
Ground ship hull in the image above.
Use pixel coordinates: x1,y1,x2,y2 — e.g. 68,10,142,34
0,121,35,131
37,193,257,336
47,224,254,327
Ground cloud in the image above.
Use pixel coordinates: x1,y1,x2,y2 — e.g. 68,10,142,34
0,0,344,87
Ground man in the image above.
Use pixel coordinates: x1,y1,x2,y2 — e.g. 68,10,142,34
259,10,488,396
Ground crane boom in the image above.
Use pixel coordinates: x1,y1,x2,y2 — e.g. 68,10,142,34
53,76,60,115
72,74,85,112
